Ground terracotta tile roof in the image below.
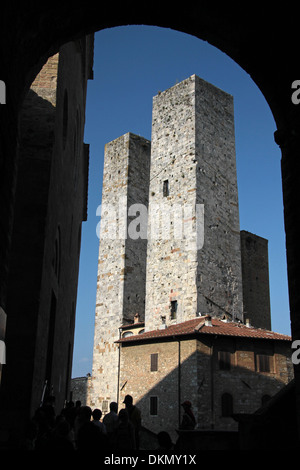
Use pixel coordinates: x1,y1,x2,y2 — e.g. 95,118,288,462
116,316,291,344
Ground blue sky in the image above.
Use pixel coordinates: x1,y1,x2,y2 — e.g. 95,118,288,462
71,25,290,378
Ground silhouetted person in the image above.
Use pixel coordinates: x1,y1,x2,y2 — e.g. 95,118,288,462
92,408,107,434
180,400,196,430
74,405,92,446
41,395,56,429
21,419,39,450
61,400,76,429
77,421,108,450
123,395,141,449
103,402,118,439
113,409,136,450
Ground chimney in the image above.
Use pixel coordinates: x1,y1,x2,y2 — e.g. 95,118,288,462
205,315,212,327
159,315,167,330
134,313,140,324
245,318,251,328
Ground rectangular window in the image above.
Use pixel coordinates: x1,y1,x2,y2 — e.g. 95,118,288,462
102,400,109,413
170,300,177,320
258,354,271,372
150,353,158,372
163,180,169,197
219,351,231,370
150,396,158,416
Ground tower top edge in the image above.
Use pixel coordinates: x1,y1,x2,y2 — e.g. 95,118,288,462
104,132,150,148
153,74,233,100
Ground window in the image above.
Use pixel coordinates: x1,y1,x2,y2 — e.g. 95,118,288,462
122,331,133,338
150,396,158,416
219,351,231,370
170,300,177,320
221,393,233,417
258,354,271,372
102,400,109,413
163,180,169,197
150,353,158,371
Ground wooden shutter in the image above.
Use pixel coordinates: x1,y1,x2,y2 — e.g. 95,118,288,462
150,353,158,371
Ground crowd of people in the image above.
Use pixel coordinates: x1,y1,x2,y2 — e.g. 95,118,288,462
21,394,196,451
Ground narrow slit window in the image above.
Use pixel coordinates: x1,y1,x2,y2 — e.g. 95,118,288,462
163,180,169,197
170,300,177,320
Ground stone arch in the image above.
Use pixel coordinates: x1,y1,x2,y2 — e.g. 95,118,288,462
1,5,300,443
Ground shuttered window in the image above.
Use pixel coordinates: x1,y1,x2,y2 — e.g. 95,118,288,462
258,354,271,372
150,353,158,371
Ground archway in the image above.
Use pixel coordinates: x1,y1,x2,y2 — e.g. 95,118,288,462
72,25,290,376
0,4,300,445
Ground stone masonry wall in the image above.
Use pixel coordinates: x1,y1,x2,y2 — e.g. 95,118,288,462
119,335,293,440
119,339,198,443
194,75,243,321
240,231,271,329
145,77,199,331
90,133,151,409
145,75,243,332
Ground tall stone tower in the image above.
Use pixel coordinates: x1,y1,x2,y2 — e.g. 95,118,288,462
90,133,150,409
145,75,243,331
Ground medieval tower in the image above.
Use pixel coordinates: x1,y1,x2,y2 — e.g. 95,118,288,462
145,75,243,332
91,133,151,408
89,75,270,411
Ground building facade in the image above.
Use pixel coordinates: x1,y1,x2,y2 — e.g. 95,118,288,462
117,316,293,442
0,37,94,436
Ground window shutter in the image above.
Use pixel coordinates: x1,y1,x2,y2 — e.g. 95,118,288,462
258,354,270,372
150,353,158,371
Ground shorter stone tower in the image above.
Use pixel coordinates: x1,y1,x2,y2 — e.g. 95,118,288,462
240,231,271,330
90,133,150,409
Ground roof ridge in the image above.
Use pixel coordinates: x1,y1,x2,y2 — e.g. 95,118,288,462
116,314,292,343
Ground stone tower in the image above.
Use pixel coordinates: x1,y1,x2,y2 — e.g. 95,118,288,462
145,75,243,331
90,133,150,409
240,230,271,330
